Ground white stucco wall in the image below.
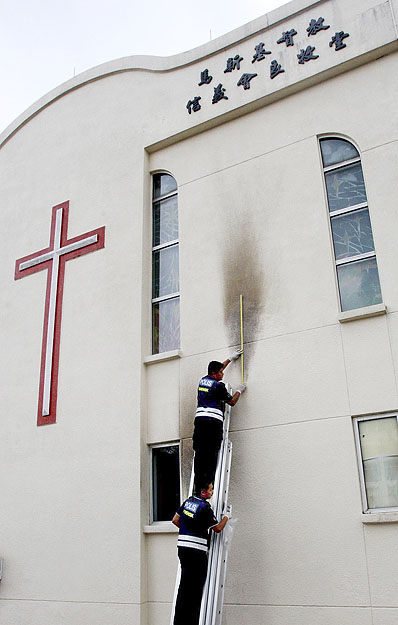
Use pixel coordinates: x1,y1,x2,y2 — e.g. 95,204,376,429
1,0,398,624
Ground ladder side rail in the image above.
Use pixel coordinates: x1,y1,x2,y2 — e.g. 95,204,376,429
199,403,231,625
199,450,225,625
206,532,222,625
213,403,231,518
205,398,231,625
202,398,233,625
207,440,232,625
214,533,232,625
216,423,231,519
210,539,224,625
210,398,231,527
211,441,233,625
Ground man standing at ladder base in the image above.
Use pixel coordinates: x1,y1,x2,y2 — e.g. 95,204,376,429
193,350,246,492
172,483,229,625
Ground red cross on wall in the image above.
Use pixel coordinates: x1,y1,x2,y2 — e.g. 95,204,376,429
15,201,105,426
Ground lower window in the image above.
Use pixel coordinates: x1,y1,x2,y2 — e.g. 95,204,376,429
337,257,382,312
151,443,181,522
354,414,398,512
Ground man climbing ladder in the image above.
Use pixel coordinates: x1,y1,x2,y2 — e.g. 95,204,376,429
171,483,229,625
193,349,246,492
172,300,247,624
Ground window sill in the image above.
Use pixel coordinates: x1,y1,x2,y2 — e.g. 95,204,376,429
361,512,398,524
338,303,387,323
143,523,178,533
144,349,182,365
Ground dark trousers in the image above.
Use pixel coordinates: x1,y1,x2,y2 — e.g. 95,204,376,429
193,418,223,491
174,547,208,625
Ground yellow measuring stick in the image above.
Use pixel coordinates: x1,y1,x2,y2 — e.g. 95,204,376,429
240,294,244,383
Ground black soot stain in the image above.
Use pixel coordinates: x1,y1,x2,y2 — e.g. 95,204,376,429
222,219,266,377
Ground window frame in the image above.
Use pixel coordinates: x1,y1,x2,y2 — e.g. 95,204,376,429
353,413,398,514
151,172,180,354
149,441,182,525
319,135,382,313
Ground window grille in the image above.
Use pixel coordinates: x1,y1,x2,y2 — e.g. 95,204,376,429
152,173,180,353
320,137,382,312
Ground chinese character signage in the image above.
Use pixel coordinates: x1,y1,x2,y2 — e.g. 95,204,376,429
185,16,350,114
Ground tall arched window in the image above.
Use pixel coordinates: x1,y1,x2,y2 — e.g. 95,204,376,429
320,137,382,312
152,172,180,353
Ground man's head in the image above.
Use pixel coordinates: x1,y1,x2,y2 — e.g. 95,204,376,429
200,483,214,499
208,360,224,380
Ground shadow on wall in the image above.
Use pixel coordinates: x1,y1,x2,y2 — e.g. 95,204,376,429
222,218,266,377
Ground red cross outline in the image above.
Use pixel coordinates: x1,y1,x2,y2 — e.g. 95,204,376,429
15,201,105,426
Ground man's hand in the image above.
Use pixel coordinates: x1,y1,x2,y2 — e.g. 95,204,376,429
236,383,247,394
230,348,243,361
222,503,232,519
212,515,229,533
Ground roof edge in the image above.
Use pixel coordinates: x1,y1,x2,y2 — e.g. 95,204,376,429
0,0,325,148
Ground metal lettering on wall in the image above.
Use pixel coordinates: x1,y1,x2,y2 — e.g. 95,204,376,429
186,17,349,114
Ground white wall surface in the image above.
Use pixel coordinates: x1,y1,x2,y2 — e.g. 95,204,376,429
0,74,146,623
1,0,398,624
146,27,398,625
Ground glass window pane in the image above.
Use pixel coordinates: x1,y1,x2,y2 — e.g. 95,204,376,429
320,138,359,167
153,196,178,246
359,417,398,459
153,173,177,199
337,257,382,311
325,163,367,212
152,245,179,298
331,208,375,260
152,297,180,353
363,456,398,509
152,445,180,522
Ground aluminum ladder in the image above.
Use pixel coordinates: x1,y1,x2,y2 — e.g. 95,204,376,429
170,397,233,625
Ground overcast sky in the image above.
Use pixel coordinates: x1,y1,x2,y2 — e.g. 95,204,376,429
1,0,287,133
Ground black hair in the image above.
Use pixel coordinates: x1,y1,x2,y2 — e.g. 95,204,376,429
194,481,213,496
198,483,213,496
208,360,223,375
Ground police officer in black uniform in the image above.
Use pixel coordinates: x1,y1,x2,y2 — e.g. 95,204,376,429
193,350,246,492
172,483,229,625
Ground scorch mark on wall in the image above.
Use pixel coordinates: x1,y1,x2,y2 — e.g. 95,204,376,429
223,219,266,375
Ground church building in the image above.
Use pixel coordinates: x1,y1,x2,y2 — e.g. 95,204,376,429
1,0,398,623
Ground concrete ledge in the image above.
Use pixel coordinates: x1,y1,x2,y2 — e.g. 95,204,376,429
362,512,398,523
338,303,387,323
144,523,178,533
144,349,181,365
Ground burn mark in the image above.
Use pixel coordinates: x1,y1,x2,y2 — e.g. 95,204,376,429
222,219,266,375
